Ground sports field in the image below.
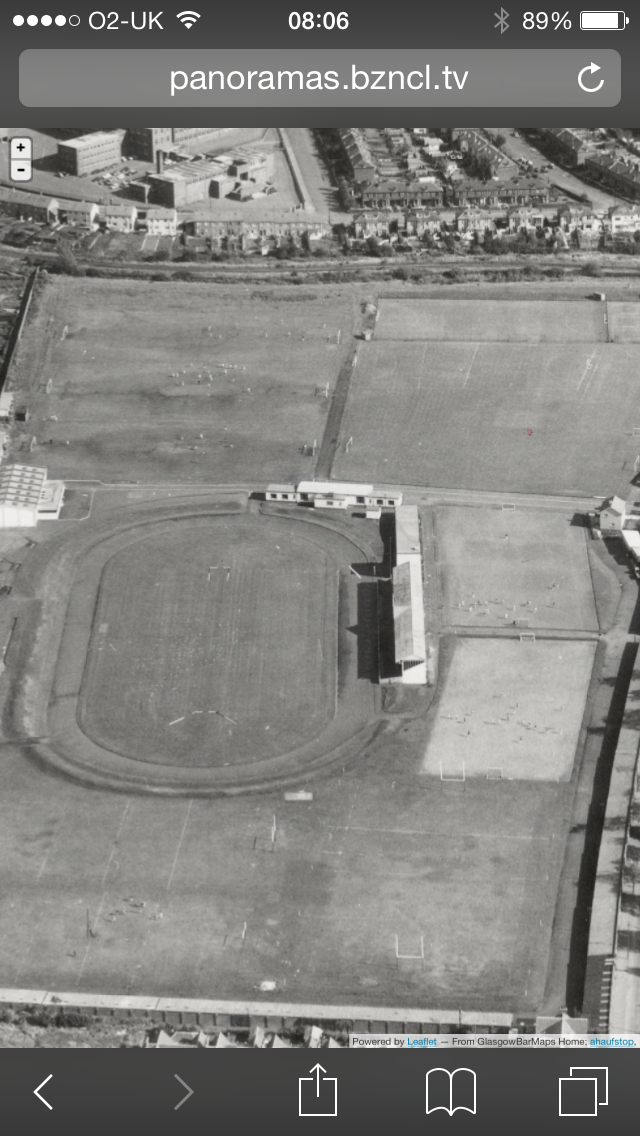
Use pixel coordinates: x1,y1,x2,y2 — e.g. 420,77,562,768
79,516,336,766
608,302,640,343
435,506,598,632
12,278,355,485
0,721,567,1012
423,637,596,781
335,337,640,495
375,298,607,342
0,485,576,1013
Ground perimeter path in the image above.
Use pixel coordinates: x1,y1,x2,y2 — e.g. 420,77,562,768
65,480,607,518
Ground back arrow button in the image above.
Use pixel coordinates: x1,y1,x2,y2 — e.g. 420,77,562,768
579,62,605,92
174,1074,194,1110
34,1074,53,1110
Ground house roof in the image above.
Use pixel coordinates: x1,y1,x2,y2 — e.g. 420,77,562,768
105,203,137,216
58,199,98,215
0,190,56,211
601,495,626,515
297,480,373,496
0,464,46,509
622,530,640,554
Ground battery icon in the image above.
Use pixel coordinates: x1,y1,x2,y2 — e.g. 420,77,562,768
580,10,629,28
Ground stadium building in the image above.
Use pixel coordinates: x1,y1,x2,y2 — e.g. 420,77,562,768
265,481,402,509
0,465,64,527
391,506,427,684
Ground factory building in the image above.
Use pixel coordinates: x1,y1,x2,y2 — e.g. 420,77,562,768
57,131,123,176
124,127,234,162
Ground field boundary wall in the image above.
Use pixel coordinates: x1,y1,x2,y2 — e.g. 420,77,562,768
0,988,520,1031
277,128,314,212
584,647,640,1031
0,266,38,387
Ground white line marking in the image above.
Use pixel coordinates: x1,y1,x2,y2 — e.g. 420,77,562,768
169,716,184,726
167,801,193,891
36,847,52,883
462,343,479,388
101,801,131,888
76,891,108,985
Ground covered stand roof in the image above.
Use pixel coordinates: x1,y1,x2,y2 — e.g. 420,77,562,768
392,560,426,664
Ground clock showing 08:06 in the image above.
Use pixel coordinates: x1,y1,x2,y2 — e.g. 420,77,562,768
288,11,349,28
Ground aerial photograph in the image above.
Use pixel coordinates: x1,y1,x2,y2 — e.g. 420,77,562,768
0,124,639,1047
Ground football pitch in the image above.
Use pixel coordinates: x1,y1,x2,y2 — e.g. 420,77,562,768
435,505,599,633
12,277,356,486
423,637,596,782
335,337,640,495
375,298,608,342
79,516,337,767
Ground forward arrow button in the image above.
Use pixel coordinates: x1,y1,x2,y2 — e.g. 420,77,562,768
174,1074,194,1110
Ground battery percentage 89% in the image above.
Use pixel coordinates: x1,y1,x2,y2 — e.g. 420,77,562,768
523,11,572,29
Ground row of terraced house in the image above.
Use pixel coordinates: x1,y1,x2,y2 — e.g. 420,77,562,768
0,190,178,235
351,201,640,241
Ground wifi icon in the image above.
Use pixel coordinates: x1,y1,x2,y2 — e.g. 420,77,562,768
177,10,201,27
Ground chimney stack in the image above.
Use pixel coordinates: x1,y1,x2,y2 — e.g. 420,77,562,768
156,149,164,174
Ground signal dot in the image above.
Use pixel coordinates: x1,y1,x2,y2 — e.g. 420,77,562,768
55,13,66,24
69,13,79,23
41,13,52,24
13,14,25,25
27,13,38,24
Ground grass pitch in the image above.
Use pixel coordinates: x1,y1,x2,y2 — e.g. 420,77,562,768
334,338,640,495
13,278,356,485
423,637,596,782
0,729,568,1013
375,299,607,342
78,515,336,767
608,302,640,343
435,505,598,633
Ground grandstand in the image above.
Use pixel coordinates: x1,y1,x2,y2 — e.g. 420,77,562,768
391,506,427,684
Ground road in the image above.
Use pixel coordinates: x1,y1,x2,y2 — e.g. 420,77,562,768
283,127,343,218
494,129,622,213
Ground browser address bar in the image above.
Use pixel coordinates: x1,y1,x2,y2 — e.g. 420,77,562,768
19,49,621,108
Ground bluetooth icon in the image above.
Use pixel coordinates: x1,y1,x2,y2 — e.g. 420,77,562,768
494,6,509,32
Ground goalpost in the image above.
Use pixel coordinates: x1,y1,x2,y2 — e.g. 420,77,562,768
439,760,465,782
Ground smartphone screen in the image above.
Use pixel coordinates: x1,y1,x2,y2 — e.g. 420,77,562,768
0,3,638,1132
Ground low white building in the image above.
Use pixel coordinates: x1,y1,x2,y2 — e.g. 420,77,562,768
145,207,178,236
296,481,402,509
0,392,14,423
103,203,137,232
608,204,640,235
597,495,627,531
0,465,65,527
